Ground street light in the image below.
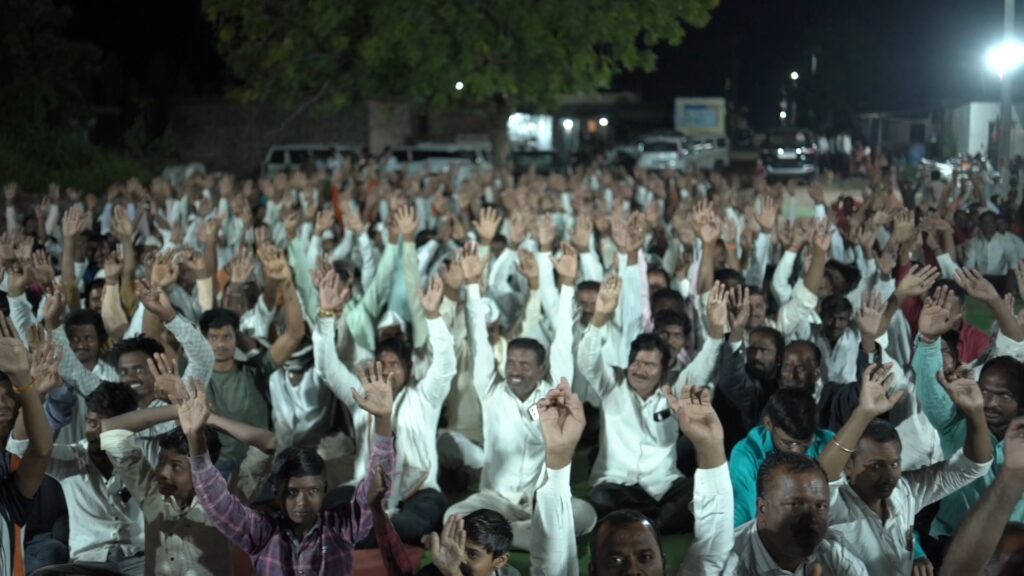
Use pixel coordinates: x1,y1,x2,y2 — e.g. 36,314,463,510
790,71,800,81
455,81,465,91
562,119,574,131
598,117,609,127
986,38,1024,78
779,110,788,120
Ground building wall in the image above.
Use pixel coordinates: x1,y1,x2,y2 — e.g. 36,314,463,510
169,98,369,175
367,101,414,154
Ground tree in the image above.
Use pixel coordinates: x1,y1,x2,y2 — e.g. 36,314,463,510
203,0,718,166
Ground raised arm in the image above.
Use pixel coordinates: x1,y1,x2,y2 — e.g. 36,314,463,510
578,276,622,397
415,276,458,407
939,417,1024,576
313,270,363,408
530,380,581,576
955,268,1024,342
60,207,87,310
673,281,727,395
695,201,721,295
136,280,215,386
462,244,498,399
548,246,577,387
263,249,306,367
0,315,55,499
396,205,428,350
914,287,969,455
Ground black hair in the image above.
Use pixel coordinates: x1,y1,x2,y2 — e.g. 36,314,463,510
628,333,672,373
713,268,745,286
199,308,241,336
376,336,413,366
980,356,1024,405
651,288,686,315
65,309,108,345
590,510,663,567
273,447,326,494
463,509,513,557
85,381,139,418
507,338,547,366
820,295,854,320
857,419,901,450
756,451,827,498
764,389,818,440
749,326,784,359
110,336,165,365
85,278,106,298
824,261,861,294
577,281,601,294
783,339,822,367
930,279,966,301
647,266,671,288
654,309,692,338
159,427,222,465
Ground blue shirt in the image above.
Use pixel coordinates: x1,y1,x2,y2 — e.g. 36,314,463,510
729,425,836,526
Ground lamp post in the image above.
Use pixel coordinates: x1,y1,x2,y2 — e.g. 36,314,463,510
986,0,1021,167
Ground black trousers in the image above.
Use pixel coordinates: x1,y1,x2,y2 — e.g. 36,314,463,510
589,476,694,534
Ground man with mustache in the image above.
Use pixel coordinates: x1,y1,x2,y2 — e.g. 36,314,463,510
817,364,992,574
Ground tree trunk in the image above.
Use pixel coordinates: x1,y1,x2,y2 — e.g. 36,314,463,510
488,100,512,170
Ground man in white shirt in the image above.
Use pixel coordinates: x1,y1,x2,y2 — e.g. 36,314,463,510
817,364,993,575
443,244,597,550
965,212,1016,276
577,277,725,533
15,382,147,576
313,271,457,545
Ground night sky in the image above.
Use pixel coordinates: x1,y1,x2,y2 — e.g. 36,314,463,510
59,0,1021,131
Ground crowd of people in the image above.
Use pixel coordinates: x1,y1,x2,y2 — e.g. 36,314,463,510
0,152,1023,576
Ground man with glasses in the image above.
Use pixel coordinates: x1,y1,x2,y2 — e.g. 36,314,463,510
728,388,835,526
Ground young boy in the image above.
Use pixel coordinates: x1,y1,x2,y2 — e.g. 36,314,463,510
99,393,276,576
417,511,514,576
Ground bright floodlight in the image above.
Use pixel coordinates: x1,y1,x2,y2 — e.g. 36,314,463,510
986,39,1024,77
562,119,574,131
779,110,788,119
455,81,465,91
598,117,609,127
790,71,800,81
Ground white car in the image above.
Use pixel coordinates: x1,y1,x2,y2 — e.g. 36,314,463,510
636,137,690,171
384,142,493,183
688,136,731,171
261,143,362,177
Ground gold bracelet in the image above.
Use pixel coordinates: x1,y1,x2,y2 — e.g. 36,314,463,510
831,439,854,454
12,381,34,395
318,308,339,318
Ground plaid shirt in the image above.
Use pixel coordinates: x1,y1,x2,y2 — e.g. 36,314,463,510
191,433,395,576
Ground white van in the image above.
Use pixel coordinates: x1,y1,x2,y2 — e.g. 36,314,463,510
261,143,362,177
688,136,731,171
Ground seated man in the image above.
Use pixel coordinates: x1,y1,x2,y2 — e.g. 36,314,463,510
16,382,146,576
577,277,725,533
818,363,992,575
186,362,395,575
730,389,835,526
443,247,595,550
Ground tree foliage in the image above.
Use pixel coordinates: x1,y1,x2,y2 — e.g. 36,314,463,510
203,0,718,117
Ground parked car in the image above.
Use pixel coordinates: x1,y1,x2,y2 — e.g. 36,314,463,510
261,143,361,177
688,136,731,171
636,135,690,171
760,128,818,180
160,163,206,188
384,142,493,183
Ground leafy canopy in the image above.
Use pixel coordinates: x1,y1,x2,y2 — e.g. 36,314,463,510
203,0,718,113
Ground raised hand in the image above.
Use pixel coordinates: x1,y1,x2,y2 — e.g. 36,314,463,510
354,361,394,419
858,291,887,342
229,246,256,286
103,252,123,281
594,275,622,320
42,281,66,330
537,379,586,469
29,338,63,396
343,209,366,236
135,279,176,323
422,515,468,575
937,365,985,417
394,204,419,243
111,205,134,241
536,214,556,251
442,251,465,293
954,268,1000,304
728,285,751,332
147,353,183,403
459,242,484,284
318,270,351,313
812,220,832,253
420,275,444,318
663,385,724,448
176,378,211,436
150,253,180,289
572,213,593,251
0,313,30,389
62,206,89,238
857,363,903,417
895,264,940,302
809,180,826,205
473,206,502,246
314,209,334,236
262,247,293,283
180,249,208,277
552,242,578,286
891,209,916,246
918,286,962,341
516,249,539,289
706,281,729,339
1003,417,1024,474
755,195,778,232
30,250,55,284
